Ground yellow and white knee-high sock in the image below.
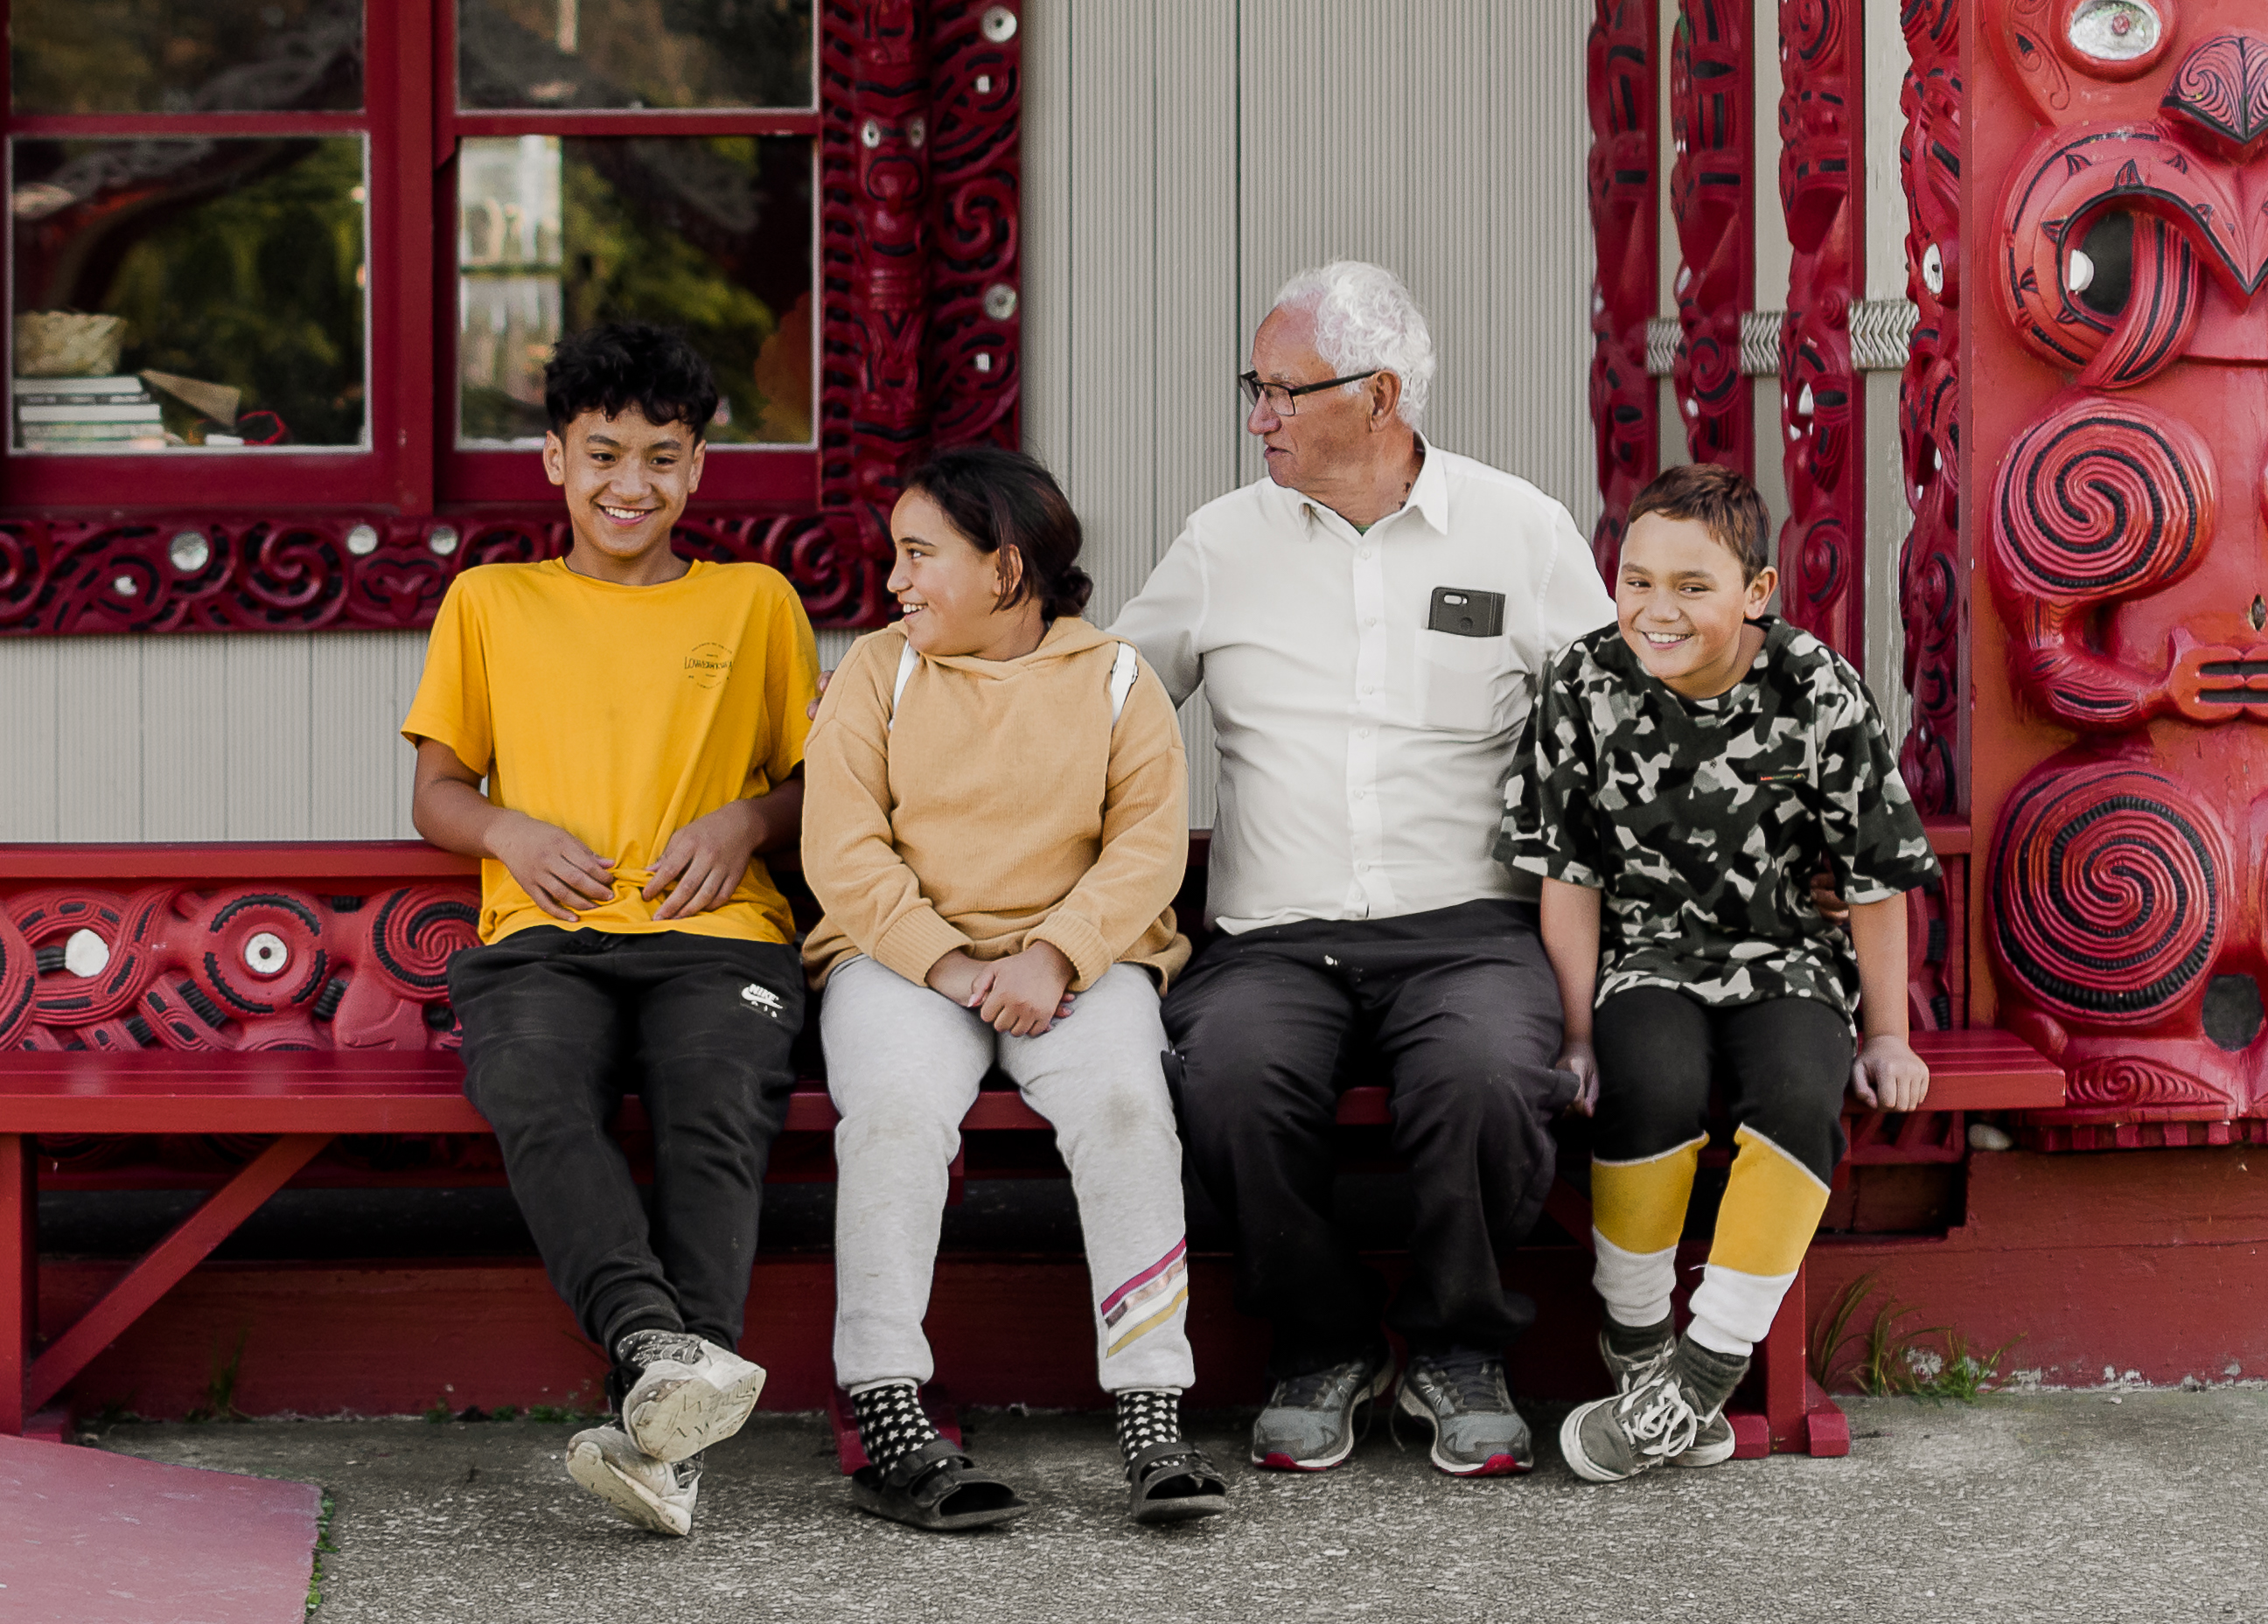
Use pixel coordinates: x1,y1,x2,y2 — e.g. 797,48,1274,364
1589,1137,1704,1328
1688,1126,1832,1356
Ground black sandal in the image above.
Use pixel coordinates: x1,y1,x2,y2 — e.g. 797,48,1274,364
849,1436,1029,1532
1125,1439,1229,1524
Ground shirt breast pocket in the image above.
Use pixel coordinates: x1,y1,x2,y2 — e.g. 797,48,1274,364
1414,628,1514,735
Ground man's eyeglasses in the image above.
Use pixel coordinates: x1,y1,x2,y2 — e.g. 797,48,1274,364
1239,368,1381,416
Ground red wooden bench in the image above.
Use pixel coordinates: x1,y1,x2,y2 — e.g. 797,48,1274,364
0,841,2064,1454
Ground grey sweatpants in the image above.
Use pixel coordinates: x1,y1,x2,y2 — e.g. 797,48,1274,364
822,953,1196,1394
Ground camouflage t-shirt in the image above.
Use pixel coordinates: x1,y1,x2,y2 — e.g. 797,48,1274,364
1497,617,1938,1020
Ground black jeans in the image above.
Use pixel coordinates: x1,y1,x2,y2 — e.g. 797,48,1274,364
449,927,802,1354
1591,987,1853,1185
1162,899,1576,1380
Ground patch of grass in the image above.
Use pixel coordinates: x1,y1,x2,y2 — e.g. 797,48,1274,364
185,1328,250,1423
304,1491,338,1620
1811,1272,2020,1403
421,1398,453,1425
489,1404,520,1422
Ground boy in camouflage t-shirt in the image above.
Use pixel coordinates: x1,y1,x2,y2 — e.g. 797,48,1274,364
1499,464,1937,1482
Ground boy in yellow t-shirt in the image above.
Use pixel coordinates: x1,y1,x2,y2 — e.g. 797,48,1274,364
402,323,819,1538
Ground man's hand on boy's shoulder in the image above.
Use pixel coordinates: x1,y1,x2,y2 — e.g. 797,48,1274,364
1849,1034,1930,1113
489,813,616,923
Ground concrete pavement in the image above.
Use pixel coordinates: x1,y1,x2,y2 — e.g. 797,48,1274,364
96,1390,2267,1622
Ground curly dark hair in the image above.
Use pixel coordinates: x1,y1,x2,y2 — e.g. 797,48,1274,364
543,321,720,440
901,443,1094,621
1628,462,1774,582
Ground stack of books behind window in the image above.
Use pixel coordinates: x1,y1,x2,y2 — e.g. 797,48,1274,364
14,376,165,452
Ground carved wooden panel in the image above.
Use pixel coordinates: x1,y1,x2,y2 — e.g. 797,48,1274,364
1587,0,1660,578
0,0,1021,636
1972,1,2268,1126
1668,0,1754,475
1895,0,1964,819
1775,0,1864,661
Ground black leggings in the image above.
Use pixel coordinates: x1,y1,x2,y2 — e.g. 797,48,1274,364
1590,986,1853,1185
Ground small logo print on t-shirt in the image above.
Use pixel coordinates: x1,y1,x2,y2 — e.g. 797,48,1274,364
685,643,734,688
741,983,783,1017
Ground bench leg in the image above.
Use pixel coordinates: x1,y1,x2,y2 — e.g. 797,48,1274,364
25,1133,331,1417
1,1134,30,1434
1765,1258,1809,1453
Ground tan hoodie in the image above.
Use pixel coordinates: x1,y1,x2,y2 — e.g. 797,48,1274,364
800,617,1192,992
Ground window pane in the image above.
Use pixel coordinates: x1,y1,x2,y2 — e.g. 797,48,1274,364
10,138,367,452
458,0,813,110
10,0,363,115
457,135,812,448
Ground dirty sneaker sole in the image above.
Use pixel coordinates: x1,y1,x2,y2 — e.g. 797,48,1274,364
1251,1364,1395,1472
1393,1384,1533,1477
566,1437,693,1537
625,1351,767,1464
1672,1419,1736,1468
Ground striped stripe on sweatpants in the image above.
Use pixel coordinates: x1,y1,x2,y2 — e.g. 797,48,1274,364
1588,987,1852,1356
822,953,1196,1393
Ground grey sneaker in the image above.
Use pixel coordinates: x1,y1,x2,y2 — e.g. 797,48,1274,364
613,1329,767,1464
1251,1351,1396,1471
567,1425,701,1537
1393,1349,1533,1476
1560,1361,1722,1482
1599,1328,1735,1468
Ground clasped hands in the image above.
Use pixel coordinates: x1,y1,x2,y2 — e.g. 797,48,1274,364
491,800,765,923
927,942,1078,1037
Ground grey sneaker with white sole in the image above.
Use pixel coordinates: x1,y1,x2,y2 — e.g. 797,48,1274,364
1393,1349,1534,1476
1251,1349,1396,1471
1598,1327,1734,1468
567,1425,701,1537
613,1329,767,1465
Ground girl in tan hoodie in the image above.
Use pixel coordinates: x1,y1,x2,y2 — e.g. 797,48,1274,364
801,445,1225,1530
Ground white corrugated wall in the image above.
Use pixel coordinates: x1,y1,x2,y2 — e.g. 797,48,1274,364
0,0,1597,840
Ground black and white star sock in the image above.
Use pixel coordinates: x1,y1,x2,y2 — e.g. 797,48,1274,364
1114,1389,1184,1466
849,1379,939,1474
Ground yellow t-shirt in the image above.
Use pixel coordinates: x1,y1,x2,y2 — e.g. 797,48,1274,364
402,557,820,945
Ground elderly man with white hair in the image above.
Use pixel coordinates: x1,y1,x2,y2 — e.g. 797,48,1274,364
1111,260,1615,1478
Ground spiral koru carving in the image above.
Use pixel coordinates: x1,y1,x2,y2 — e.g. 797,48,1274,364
1992,764,2228,1025
2066,1058,2226,1108
1991,397,2216,603
0,908,36,1048
366,887,481,998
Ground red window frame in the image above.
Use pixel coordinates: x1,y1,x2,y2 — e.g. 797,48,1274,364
0,0,1022,634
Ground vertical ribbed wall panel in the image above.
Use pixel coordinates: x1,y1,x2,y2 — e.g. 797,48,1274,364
1863,370,1911,727
1238,1,1596,532
47,638,143,841
1862,0,1908,303
1754,1,1790,312
138,639,230,840
1658,0,1682,322
1020,0,1074,483
307,632,426,840
0,641,60,840
222,636,315,838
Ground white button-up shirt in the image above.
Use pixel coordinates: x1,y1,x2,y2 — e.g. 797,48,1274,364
1111,438,1616,934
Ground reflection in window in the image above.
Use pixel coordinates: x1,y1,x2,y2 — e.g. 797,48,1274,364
457,135,813,447
10,138,367,452
9,0,364,115
457,0,812,110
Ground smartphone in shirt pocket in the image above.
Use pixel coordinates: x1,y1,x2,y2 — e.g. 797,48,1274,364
1415,587,1513,734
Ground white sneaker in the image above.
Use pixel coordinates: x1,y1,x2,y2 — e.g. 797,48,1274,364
566,1426,700,1537
615,1329,767,1464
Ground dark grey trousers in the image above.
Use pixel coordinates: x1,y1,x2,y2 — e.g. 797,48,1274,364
1162,898,1575,1381
449,926,802,1355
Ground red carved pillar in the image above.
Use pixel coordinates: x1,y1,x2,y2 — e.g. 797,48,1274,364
1669,0,1754,476
1776,0,1864,661
827,0,933,565
1588,0,1660,579
1972,1,2268,1131
1896,0,1964,819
